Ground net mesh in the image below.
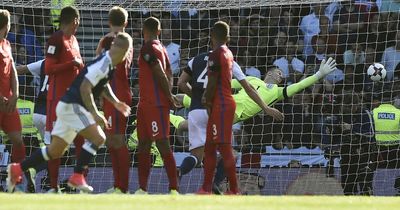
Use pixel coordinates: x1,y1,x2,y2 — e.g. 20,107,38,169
0,0,400,195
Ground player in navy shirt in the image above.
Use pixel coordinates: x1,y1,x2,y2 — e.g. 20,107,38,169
17,60,47,139
7,32,132,193
177,49,282,192
17,59,48,192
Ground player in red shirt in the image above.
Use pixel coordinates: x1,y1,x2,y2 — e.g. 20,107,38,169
0,10,26,167
198,21,239,195
136,17,179,194
44,6,85,193
95,6,133,194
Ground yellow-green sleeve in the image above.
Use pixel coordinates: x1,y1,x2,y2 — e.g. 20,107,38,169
183,95,191,108
231,79,242,89
170,114,185,129
277,74,320,101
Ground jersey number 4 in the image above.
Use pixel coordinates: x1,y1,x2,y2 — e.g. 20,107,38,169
197,56,209,88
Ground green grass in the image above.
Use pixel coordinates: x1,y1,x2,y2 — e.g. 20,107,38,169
0,194,399,210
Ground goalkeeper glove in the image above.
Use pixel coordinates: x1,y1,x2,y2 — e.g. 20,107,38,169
315,57,337,79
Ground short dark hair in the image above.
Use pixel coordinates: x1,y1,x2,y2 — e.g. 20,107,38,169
109,6,128,27
143,17,160,34
212,21,230,42
59,6,79,25
0,9,10,30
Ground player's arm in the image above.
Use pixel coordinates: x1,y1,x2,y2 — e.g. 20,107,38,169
231,62,244,90
143,46,177,107
95,37,105,57
82,64,109,128
16,59,44,76
202,71,218,110
152,60,176,103
277,58,337,101
5,58,19,112
44,36,83,75
101,83,131,117
16,65,29,75
240,79,283,121
177,58,194,97
80,78,109,128
177,71,192,97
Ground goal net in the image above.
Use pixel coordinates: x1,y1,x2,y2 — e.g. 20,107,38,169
1,0,400,195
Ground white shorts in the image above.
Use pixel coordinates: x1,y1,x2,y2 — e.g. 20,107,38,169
51,102,97,144
33,113,46,142
188,109,208,151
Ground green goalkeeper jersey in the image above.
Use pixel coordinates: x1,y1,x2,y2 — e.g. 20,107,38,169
231,76,282,122
183,74,320,123
232,75,319,122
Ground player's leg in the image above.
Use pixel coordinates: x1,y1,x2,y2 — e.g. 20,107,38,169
154,108,178,192
46,99,62,191
136,106,154,193
214,106,239,194
63,103,105,193
67,124,105,193
155,139,178,192
33,113,46,141
217,143,239,194
179,110,207,177
106,133,130,193
104,104,130,193
179,147,203,177
3,110,25,163
136,137,152,193
199,139,217,193
7,134,69,193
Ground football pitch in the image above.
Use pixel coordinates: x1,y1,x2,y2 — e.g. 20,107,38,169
0,194,399,210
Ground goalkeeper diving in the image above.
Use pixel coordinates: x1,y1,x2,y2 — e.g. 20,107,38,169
177,57,337,185
181,57,337,123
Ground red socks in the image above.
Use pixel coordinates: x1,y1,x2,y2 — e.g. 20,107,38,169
109,146,130,192
202,141,217,192
109,147,120,189
218,144,239,193
117,146,130,192
48,158,61,189
138,151,151,191
11,144,26,163
160,149,178,191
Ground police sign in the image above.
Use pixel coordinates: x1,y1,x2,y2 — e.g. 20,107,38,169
377,112,395,120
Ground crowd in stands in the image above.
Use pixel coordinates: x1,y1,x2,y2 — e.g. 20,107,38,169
2,0,400,153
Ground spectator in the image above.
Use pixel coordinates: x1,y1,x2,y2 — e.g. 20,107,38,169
378,0,400,12
373,95,400,170
278,7,302,42
161,18,181,75
312,36,328,62
366,13,388,60
50,0,75,29
273,40,305,84
340,92,377,195
282,91,313,149
7,14,44,64
343,42,366,67
381,30,400,81
332,0,367,34
267,30,288,65
299,4,328,57
196,29,210,55
311,15,339,56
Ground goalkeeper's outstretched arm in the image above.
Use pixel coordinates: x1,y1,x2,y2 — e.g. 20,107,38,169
278,57,337,101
